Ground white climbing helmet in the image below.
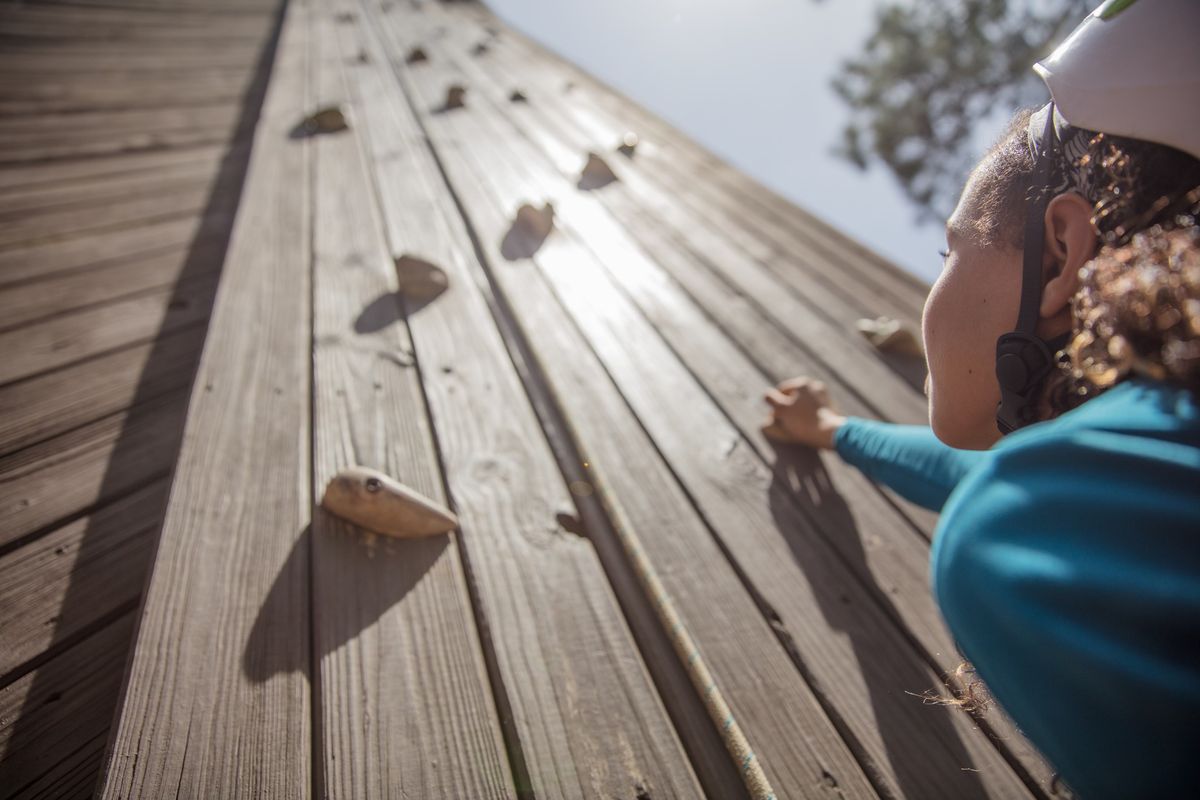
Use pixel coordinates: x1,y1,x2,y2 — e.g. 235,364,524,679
1033,0,1200,161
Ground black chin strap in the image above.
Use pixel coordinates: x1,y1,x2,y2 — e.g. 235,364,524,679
995,103,1066,435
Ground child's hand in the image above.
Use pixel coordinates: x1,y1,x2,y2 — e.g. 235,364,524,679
762,377,846,450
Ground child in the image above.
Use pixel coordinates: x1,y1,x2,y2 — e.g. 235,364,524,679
763,1,1200,796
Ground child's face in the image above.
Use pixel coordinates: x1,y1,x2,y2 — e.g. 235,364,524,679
922,167,1024,450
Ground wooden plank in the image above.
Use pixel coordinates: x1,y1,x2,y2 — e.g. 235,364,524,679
0,324,207,457
419,26,1056,787
306,8,513,797
0,389,187,549
0,616,136,800
0,149,236,216
0,271,218,386
427,10,931,414
354,7,878,797
96,1,312,794
0,241,223,333
0,177,236,250
455,1,931,318
378,6,1041,797
0,480,165,679
0,212,231,287
0,143,229,193
342,11,708,798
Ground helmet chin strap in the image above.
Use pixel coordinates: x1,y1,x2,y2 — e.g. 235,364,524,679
995,102,1071,435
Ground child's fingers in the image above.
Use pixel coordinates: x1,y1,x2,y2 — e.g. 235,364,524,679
764,388,792,409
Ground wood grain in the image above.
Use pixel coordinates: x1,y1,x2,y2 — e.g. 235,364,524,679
97,1,313,795
307,7,513,797
343,8,706,797
381,4,1040,797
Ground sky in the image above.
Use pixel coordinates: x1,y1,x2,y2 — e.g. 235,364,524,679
482,0,1017,285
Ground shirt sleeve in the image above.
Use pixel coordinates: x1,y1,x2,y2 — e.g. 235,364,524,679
931,431,1200,799
832,417,988,512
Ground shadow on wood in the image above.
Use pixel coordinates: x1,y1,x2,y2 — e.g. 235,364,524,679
765,442,992,799
243,522,448,684
0,3,289,793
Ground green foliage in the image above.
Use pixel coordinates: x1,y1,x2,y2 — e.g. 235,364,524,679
831,0,1090,222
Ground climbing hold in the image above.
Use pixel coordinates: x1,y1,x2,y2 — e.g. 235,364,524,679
406,46,428,65
394,254,449,301
563,81,576,93
509,89,528,103
295,106,348,137
555,509,585,537
321,466,458,538
335,11,354,23
472,41,490,56
578,151,617,189
355,50,370,64
515,202,555,239
616,131,639,158
443,84,467,110
856,316,925,358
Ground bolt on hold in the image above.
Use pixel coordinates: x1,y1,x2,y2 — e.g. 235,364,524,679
617,131,639,158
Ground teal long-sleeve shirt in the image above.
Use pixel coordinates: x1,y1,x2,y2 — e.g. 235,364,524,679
832,377,1200,799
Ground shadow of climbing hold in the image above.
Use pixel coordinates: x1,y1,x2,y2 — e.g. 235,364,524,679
437,85,466,112
509,89,528,103
406,46,428,65
472,41,490,56
617,131,639,158
856,316,925,358
394,254,449,303
577,152,617,190
321,466,457,539
502,202,555,260
290,106,348,139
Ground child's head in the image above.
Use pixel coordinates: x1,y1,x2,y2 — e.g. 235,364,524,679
920,1,1200,449
916,0,1200,450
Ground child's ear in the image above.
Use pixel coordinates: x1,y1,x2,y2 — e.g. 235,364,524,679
1039,192,1097,318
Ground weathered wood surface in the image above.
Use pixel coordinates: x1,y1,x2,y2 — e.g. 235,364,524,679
97,0,310,796
419,6,1053,790
341,7,705,797
307,8,513,797
0,0,282,791
368,2,1046,797
0,0,1065,796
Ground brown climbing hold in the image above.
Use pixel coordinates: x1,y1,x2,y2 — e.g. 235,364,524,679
297,106,348,136
394,254,449,301
856,316,925,358
406,46,428,65
472,41,490,56
578,152,617,189
555,510,585,537
321,466,457,538
616,131,639,158
514,202,555,239
356,50,370,64
509,89,528,103
444,84,467,110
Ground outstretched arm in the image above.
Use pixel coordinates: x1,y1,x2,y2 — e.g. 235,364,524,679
832,417,987,512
